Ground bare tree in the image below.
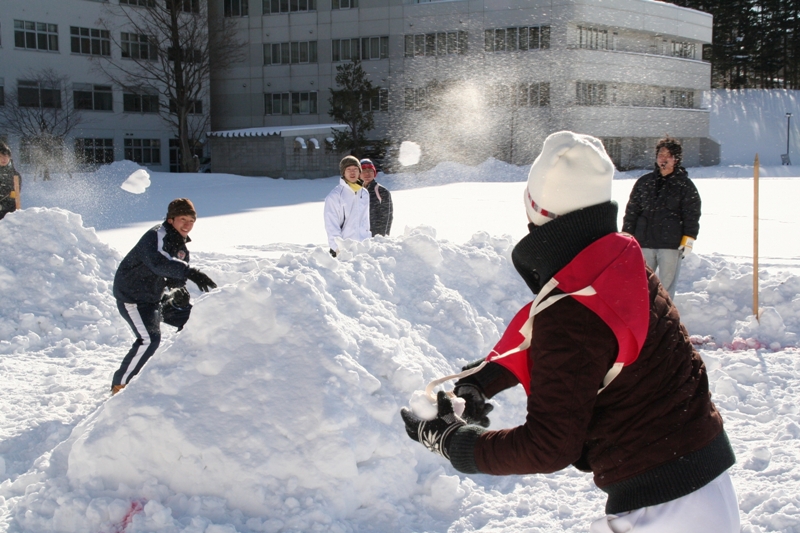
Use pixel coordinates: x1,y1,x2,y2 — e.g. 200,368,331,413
0,68,84,180
93,0,245,172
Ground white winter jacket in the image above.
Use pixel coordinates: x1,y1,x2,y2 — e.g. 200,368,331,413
324,178,371,251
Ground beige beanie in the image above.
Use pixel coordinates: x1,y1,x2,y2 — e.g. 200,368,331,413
339,155,361,176
524,131,615,226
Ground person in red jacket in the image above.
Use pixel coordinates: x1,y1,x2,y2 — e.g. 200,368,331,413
401,131,739,533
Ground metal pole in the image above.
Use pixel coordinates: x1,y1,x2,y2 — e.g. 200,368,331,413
753,153,760,321
788,114,792,156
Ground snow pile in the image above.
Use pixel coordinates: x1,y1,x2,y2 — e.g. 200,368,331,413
677,254,800,348
0,208,122,354
4,227,532,532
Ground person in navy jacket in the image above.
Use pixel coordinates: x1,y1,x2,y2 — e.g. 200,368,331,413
111,198,216,394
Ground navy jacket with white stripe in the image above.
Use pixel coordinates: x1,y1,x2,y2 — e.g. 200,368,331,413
113,222,191,304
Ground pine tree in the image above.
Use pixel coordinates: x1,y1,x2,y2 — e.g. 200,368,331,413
327,60,380,158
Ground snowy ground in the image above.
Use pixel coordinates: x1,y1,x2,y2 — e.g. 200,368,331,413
1,90,800,533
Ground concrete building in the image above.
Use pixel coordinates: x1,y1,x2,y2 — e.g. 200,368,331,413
209,0,718,173
0,1,210,173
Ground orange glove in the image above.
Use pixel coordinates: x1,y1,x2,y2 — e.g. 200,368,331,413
679,236,695,258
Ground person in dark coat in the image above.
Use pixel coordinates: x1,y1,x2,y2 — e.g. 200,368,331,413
359,158,393,237
0,142,22,220
622,136,701,298
111,198,217,394
400,132,738,533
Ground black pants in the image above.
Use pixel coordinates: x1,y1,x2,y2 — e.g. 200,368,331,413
113,300,162,387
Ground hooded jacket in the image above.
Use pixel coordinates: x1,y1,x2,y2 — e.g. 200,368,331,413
323,178,371,251
113,222,191,304
0,160,21,215
365,180,393,237
622,165,701,249
448,201,733,514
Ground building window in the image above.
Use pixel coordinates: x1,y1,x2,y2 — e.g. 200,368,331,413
70,27,111,56
169,99,203,114
264,91,317,115
120,0,156,6
362,88,388,112
672,41,696,59
517,82,550,106
123,92,160,113
224,0,248,16
18,80,61,108
264,41,318,64
404,87,432,111
75,138,114,165
121,32,157,60
332,36,387,61
74,84,113,111
577,26,608,50
167,0,200,13
484,25,549,52
332,0,357,8
670,89,694,108
404,31,467,57
331,38,359,62
576,82,607,106
262,0,316,13
124,138,161,164
14,20,59,52
168,47,202,64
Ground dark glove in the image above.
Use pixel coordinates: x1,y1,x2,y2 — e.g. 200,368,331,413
165,287,190,308
400,391,465,459
453,382,494,428
187,268,217,292
329,249,337,258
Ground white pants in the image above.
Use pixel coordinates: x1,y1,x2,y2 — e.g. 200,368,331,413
589,471,739,533
641,248,682,299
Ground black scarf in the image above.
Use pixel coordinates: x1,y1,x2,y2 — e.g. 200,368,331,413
511,202,619,294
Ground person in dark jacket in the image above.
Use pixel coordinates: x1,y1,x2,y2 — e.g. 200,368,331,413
359,158,393,237
622,136,701,298
111,198,217,395
401,132,738,533
0,142,22,220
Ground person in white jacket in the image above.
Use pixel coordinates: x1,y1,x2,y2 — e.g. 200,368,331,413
324,155,371,257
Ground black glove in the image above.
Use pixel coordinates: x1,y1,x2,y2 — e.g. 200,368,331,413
400,391,465,459
164,287,190,308
187,268,217,292
329,249,337,258
453,382,494,428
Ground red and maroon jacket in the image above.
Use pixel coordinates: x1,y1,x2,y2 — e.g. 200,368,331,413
448,201,734,514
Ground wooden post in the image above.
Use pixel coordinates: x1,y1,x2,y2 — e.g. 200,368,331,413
753,154,759,321
13,174,21,210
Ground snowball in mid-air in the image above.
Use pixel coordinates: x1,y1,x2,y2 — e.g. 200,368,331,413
398,141,421,167
121,169,152,194
408,390,466,421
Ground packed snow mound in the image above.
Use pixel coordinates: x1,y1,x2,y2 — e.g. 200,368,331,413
0,208,122,353
9,229,532,532
677,254,799,348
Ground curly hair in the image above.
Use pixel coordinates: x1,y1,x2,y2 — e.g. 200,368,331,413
655,136,682,166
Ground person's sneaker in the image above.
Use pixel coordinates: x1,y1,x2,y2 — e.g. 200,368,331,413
111,384,126,395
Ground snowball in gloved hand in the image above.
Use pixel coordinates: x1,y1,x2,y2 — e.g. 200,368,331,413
407,389,465,421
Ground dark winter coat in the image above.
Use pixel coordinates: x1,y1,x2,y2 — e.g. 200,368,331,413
448,201,733,514
621,166,701,249
113,222,191,304
365,181,393,236
0,161,22,218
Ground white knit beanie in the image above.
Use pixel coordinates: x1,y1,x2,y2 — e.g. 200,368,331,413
524,131,615,226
